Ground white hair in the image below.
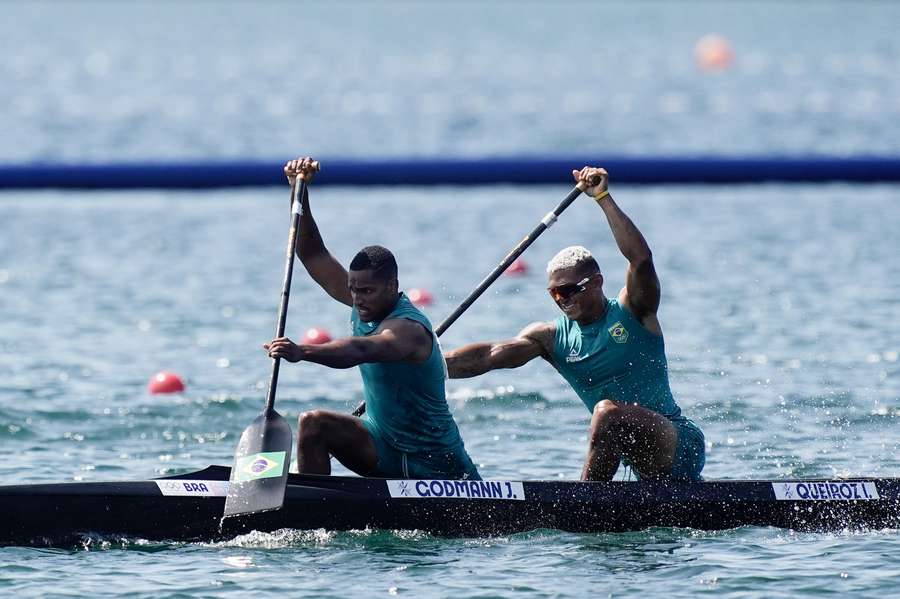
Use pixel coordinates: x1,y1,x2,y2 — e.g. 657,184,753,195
546,245,596,274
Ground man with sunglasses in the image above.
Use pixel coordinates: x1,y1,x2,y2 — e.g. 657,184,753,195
444,166,705,482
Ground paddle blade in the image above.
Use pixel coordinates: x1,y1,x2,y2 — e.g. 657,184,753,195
223,409,292,518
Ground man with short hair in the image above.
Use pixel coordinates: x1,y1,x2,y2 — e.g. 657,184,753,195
265,157,479,480
444,166,705,481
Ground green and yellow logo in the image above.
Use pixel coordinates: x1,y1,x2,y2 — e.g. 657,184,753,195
233,451,286,482
608,321,629,344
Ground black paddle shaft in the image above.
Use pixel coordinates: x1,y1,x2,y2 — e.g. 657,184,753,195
222,175,309,519
266,177,307,413
434,185,584,336
352,185,584,417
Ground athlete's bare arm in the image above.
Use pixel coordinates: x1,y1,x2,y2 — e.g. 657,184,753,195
573,166,662,334
265,318,432,368
284,157,353,307
444,321,556,378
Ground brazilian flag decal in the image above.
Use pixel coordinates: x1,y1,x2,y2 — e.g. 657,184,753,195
233,451,286,482
608,321,629,344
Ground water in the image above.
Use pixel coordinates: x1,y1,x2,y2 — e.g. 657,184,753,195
1,528,898,597
3,2,900,161
2,1,900,598
2,184,898,596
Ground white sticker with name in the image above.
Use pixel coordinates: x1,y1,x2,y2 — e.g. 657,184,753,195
155,479,230,497
772,481,880,501
387,479,526,501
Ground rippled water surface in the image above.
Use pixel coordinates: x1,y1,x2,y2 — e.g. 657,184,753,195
2,185,898,597
3,1,900,161
2,1,900,598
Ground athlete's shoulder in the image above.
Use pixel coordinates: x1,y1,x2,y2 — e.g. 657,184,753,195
616,287,663,336
519,320,556,339
517,320,556,359
379,316,431,339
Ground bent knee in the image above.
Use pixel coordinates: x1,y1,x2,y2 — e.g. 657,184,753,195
591,400,622,424
298,409,330,437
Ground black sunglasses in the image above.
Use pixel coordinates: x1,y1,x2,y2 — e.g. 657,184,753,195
548,275,595,302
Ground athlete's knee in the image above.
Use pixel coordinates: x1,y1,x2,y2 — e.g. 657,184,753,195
591,400,622,426
588,400,622,445
298,409,330,442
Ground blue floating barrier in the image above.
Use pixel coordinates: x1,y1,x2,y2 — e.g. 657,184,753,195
0,156,898,189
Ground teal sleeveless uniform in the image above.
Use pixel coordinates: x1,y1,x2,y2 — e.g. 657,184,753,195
551,298,705,480
353,293,480,480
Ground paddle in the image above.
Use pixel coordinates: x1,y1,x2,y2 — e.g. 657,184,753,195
223,168,316,518
352,184,586,416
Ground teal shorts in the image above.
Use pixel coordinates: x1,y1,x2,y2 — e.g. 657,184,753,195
625,420,705,481
669,420,706,481
362,417,481,481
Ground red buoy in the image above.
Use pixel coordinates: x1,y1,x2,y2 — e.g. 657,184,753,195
407,288,434,307
504,258,528,276
148,371,185,394
303,327,332,344
695,34,734,72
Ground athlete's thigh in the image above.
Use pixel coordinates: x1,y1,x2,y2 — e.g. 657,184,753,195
318,411,379,475
616,404,678,478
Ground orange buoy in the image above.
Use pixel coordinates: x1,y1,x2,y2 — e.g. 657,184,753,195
303,327,332,344
695,34,734,71
504,258,528,276
407,288,434,306
148,371,185,394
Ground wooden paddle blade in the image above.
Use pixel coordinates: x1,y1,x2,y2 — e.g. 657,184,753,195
222,409,292,518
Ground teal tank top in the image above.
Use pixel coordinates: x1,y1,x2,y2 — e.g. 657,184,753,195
551,298,689,423
352,293,466,454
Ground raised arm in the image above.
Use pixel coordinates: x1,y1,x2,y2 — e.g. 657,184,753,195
284,157,352,306
444,321,555,379
573,167,661,328
265,318,432,369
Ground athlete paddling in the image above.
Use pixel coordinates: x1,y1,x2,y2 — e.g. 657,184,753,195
445,166,705,481
265,157,479,481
